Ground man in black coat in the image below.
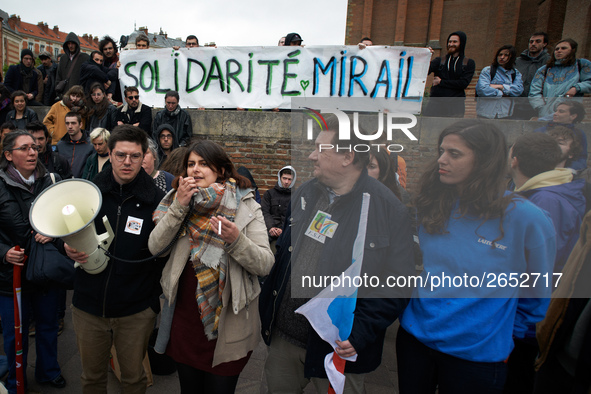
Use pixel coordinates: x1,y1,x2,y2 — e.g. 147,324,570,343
260,118,415,392
65,125,165,393
55,32,90,96
4,49,43,106
37,51,58,106
423,31,476,118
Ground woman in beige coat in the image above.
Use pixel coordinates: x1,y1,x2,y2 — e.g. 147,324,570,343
148,140,273,393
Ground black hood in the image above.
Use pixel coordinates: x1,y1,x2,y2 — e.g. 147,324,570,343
63,32,81,57
447,31,467,58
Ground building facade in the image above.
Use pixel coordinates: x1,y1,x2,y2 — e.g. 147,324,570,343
1,11,99,69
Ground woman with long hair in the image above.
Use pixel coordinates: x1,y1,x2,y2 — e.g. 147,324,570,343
148,140,273,393
0,131,66,392
85,82,117,132
529,38,591,120
396,120,556,393
475,45,524,119
6,90,39,130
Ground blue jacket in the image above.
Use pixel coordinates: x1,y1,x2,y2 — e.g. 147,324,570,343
529,59,591,119
475,65,523,118
520,176,585,274
259,171,415,377
533,123,588,171
400,196,556,362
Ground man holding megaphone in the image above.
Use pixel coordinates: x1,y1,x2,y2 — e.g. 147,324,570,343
64,125,165,393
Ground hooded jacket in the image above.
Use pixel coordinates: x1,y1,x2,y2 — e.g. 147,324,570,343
72,168,165,318
116,101,152,135
56,32,90,93
152,107,193,147
56,129,94,178
155,123,179,164
517,169,586,274
261,165,296,234
428,31,475,98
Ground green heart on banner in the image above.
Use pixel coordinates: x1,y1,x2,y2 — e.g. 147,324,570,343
300,80,310,91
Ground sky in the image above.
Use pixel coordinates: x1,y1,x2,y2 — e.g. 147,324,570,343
4,0,348,47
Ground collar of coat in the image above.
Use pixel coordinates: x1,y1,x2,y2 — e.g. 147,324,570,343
93,166,158,205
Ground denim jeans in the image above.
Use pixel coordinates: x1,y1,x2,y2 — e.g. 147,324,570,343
396,326,507,394
0,289,62,394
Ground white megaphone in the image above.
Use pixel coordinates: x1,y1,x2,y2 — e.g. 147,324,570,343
30,179,114,274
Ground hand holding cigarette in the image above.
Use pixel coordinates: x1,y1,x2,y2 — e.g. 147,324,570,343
210,215,239,244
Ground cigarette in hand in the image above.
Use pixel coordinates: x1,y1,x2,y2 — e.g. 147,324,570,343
218,219,222,235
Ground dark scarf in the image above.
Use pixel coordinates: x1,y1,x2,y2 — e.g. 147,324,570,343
6,164,37,193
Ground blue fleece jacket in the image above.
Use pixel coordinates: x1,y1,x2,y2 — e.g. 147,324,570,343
520,178,585,273
400,196,556,362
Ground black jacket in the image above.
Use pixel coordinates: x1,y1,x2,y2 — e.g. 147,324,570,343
56,33,90,94
39,147,72,179
152,107,193,147
259,172,414,377
116,102,152,135
87,104,118,131
72,168,165,318
428,31,475,98
261,184,291,232
4,63,43,100
38,62,58,105
6,108,39,129
79,57,117,95
0,166,60,296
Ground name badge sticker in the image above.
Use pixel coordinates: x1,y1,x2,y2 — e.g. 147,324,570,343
304,210,338,243
125,216,144,235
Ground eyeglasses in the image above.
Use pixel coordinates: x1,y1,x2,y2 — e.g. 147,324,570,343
160,134,173,140
10,144,41,153
91,92,104,97
113,152,143,163
126,95,139,100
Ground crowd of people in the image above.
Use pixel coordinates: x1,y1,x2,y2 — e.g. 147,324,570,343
0,28,587,394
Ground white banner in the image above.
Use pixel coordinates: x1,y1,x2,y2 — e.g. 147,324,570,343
119,46,431,111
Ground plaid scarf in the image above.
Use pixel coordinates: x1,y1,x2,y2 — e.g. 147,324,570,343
153,179,238,339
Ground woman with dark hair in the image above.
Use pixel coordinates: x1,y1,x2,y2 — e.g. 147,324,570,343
42,85,86,144
396,120,556,394
85,82,117,132
530,38,591,120
148,140,273,393
367,149,402,200
6,90,39,129
475,45,523,119
0,131,66,392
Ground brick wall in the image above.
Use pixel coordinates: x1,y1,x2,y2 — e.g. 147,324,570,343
30,107,591,197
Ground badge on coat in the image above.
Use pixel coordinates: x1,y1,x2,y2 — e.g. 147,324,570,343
125,216,144,235
305,210,338,244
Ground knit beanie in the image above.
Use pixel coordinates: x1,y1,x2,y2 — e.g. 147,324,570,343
21,48,34,61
